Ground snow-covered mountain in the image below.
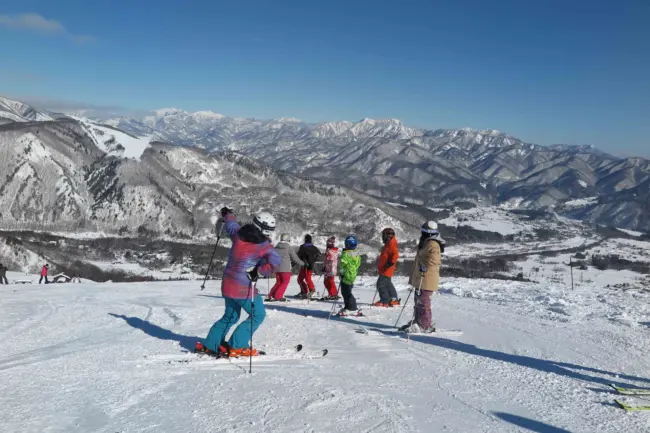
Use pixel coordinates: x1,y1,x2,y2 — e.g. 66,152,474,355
100,106,650,231
0,99,423,242
2,96,649,233
0,96,53,123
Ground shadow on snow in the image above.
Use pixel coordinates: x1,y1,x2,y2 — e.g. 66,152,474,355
108,313,199,352
264,303,397,331
266,303,650,389
196,294,224,300
492,412,572,433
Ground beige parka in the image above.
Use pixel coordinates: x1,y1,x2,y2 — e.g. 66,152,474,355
409,239,441,292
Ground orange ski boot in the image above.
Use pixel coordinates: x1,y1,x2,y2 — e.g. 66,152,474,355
195,342,219,356
228,347,260,358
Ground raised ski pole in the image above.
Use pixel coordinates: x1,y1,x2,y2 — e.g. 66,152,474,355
200,223,224,291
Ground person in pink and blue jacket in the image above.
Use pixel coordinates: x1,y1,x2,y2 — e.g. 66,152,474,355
198,207,281,358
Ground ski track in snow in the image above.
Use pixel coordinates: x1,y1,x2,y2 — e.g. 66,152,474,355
1,277,650,432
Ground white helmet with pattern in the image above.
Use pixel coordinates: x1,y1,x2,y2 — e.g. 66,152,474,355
253,212,276,236
421,221,438,234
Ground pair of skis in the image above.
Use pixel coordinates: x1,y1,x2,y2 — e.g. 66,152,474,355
165,344,328,365
355,325,463,338
610,384,650,411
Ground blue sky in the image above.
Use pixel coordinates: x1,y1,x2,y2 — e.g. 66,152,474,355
0,0,648,156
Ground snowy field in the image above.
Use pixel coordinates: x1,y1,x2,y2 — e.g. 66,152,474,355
443,236,600,260
2,277,650,432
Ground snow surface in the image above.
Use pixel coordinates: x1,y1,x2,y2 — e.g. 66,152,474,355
440,207,538,236
444,236,599,261
564,196,599,208
89,260,200,280
617,228,644,237
2,277,650,432
70,116,151,159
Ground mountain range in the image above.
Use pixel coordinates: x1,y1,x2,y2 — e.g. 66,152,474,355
0,95,648,237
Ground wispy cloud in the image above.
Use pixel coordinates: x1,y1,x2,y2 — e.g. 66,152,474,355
8,95,150,119
0,13,94,44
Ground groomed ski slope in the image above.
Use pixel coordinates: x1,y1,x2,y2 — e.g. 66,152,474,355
2,277,650,433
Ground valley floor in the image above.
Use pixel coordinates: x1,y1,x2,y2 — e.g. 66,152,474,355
1,277,650,432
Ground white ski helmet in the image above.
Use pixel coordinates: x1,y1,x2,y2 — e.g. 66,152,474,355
421,221,438,234
253,212,276,236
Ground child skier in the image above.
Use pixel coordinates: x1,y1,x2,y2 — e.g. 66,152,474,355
320,236,340,300
401,221,445,334
267,233,304,302
297,234,321,298
198,207,281,357
375,227,400,307
338,235,362,316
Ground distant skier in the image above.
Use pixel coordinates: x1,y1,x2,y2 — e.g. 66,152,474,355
297,234,321,299
39,264,49,284
338,235,362,316
267,233,304,302
374,228,400,307
401,221,445,334
320,236,340,300
198,207,281,358
0,264,8,284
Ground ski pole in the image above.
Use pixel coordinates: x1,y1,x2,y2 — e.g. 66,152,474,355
394,289,413,328
200,224,224,291
200,240,220,290
328,282,341,320
396,271,423,328
249,279,256,374
371,288,378,305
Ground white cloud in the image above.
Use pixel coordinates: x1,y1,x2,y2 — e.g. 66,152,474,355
0,13,94,44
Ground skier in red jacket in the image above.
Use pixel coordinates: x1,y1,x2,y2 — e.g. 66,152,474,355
375,228,400,307
39,264,49,284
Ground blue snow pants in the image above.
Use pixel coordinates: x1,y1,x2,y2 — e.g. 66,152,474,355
204,294,266,351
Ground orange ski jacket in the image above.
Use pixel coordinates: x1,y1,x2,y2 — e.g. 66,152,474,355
377,236,399,277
